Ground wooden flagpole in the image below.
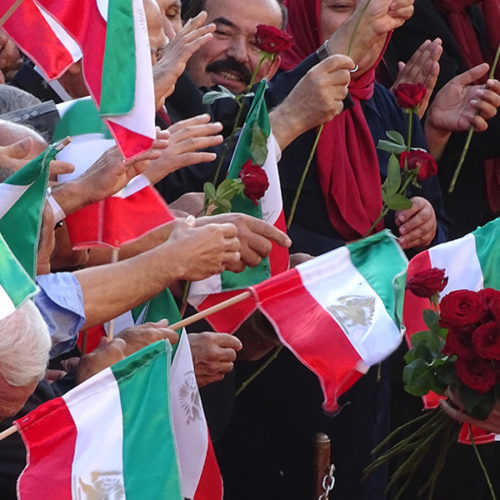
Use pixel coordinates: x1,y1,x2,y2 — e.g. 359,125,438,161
0,0,24,27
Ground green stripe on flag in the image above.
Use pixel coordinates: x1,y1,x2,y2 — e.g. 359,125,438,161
112,341,182,499
0,146,55,278
473,218,500,289
53,99,112,140
348,230,408,325
0,234,37,313
100,0,136,115
221,80,271,290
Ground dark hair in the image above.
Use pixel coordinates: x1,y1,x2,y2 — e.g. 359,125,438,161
181,0,287,29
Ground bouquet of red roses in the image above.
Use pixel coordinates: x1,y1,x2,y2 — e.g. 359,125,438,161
365,268,498,499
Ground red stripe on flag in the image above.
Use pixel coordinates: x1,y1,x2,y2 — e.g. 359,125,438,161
193,432,223,500
36,0,106,103
252,268,363,412
2,0,74,79
269,212,289,276
106,120,155,160
196,290,257,334
17,397,77,499
458,424,497,445
65,185,174,249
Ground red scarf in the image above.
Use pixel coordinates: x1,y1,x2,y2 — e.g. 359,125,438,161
282,0,383,240
434,0,500,213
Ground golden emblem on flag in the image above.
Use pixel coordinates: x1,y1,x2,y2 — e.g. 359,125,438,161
327,295,376,339
76,471,125,500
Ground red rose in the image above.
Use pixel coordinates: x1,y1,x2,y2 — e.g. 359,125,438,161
238,160,269,204
255,24,294,54
472,321,500,360
400,150,438,181
442,327,474,357
406,267,448,298
439,290,489,330
455,356,497,393
393,83,427,109
480,288,500,322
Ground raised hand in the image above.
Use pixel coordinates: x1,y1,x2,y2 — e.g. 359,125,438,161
395,196,436,250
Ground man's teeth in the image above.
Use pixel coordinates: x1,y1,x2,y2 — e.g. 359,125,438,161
218,71,241,81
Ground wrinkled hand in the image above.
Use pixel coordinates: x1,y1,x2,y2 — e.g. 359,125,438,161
76,320,178,383
197,212,291,272
365,0,415,36
51,130,169,214
165,216,241,280
188,332,242,386
427,64,500,134
440,389,500,435
395,196,436,250
154,12,215,107
391,39,442,118
271,55,353,150
145,114,223,184
169,192,205,216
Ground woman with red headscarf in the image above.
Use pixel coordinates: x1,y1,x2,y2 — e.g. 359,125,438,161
214,2,447,500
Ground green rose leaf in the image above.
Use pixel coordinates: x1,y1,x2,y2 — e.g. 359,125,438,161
203,181,216,201
377,140,407,156
385,193,412,211
386,130,406,146
459,385,496,421
202,85,237,105
381,154,402,198
250,122,268,166
403,358,436,397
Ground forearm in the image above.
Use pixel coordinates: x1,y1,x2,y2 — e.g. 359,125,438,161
424,115,452,161
76,241,182,328
86,221,177,266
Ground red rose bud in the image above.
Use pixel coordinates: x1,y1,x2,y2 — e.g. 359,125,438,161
472,321,500,360
400,150,438,181
406,267,448,298
238,160,269,204
255,24,294,54
455,356,497,394
394,83,427,109
442,327,474,358
480,288,500,322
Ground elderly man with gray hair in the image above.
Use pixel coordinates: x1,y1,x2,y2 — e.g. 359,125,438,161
0,300,51,421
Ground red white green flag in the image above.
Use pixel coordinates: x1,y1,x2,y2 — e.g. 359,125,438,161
248,230,407,412
188,80,289,333
403,217,500,444
16,341,183,499
1,0,155,159
54,98,174,250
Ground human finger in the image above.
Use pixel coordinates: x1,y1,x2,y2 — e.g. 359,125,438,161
170,122,223,144
49,160,75,177
214,333,243,351
167,113,213,134
454,63,489,87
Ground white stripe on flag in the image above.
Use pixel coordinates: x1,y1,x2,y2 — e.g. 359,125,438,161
63,368,124,496
259,134,282,226
297,246,401,368
171,334,208,498
106,0,155,139
0,286,16,321
0,184,30,218
35,1,82,62
428,233,483,294
56,132,115,183
119,174,150,198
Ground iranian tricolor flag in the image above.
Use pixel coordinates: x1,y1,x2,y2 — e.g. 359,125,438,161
54,98,174,250
0,234,37,321
16,341,183,500
0,144,56,278
188,80,289,333
1,0,155,159
171,333,223,500
251,230,407,412
403,217,500,444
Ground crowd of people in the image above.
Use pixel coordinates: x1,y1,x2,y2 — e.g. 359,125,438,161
0,0,499,498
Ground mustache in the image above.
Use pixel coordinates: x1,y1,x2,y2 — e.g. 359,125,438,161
205,58,252,85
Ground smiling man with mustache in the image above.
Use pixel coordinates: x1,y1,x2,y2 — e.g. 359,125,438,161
185,0,283,93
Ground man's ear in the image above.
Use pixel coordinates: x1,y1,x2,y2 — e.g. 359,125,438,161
263,54,281,81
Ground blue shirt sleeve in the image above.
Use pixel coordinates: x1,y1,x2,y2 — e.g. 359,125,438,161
34,273,86,359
